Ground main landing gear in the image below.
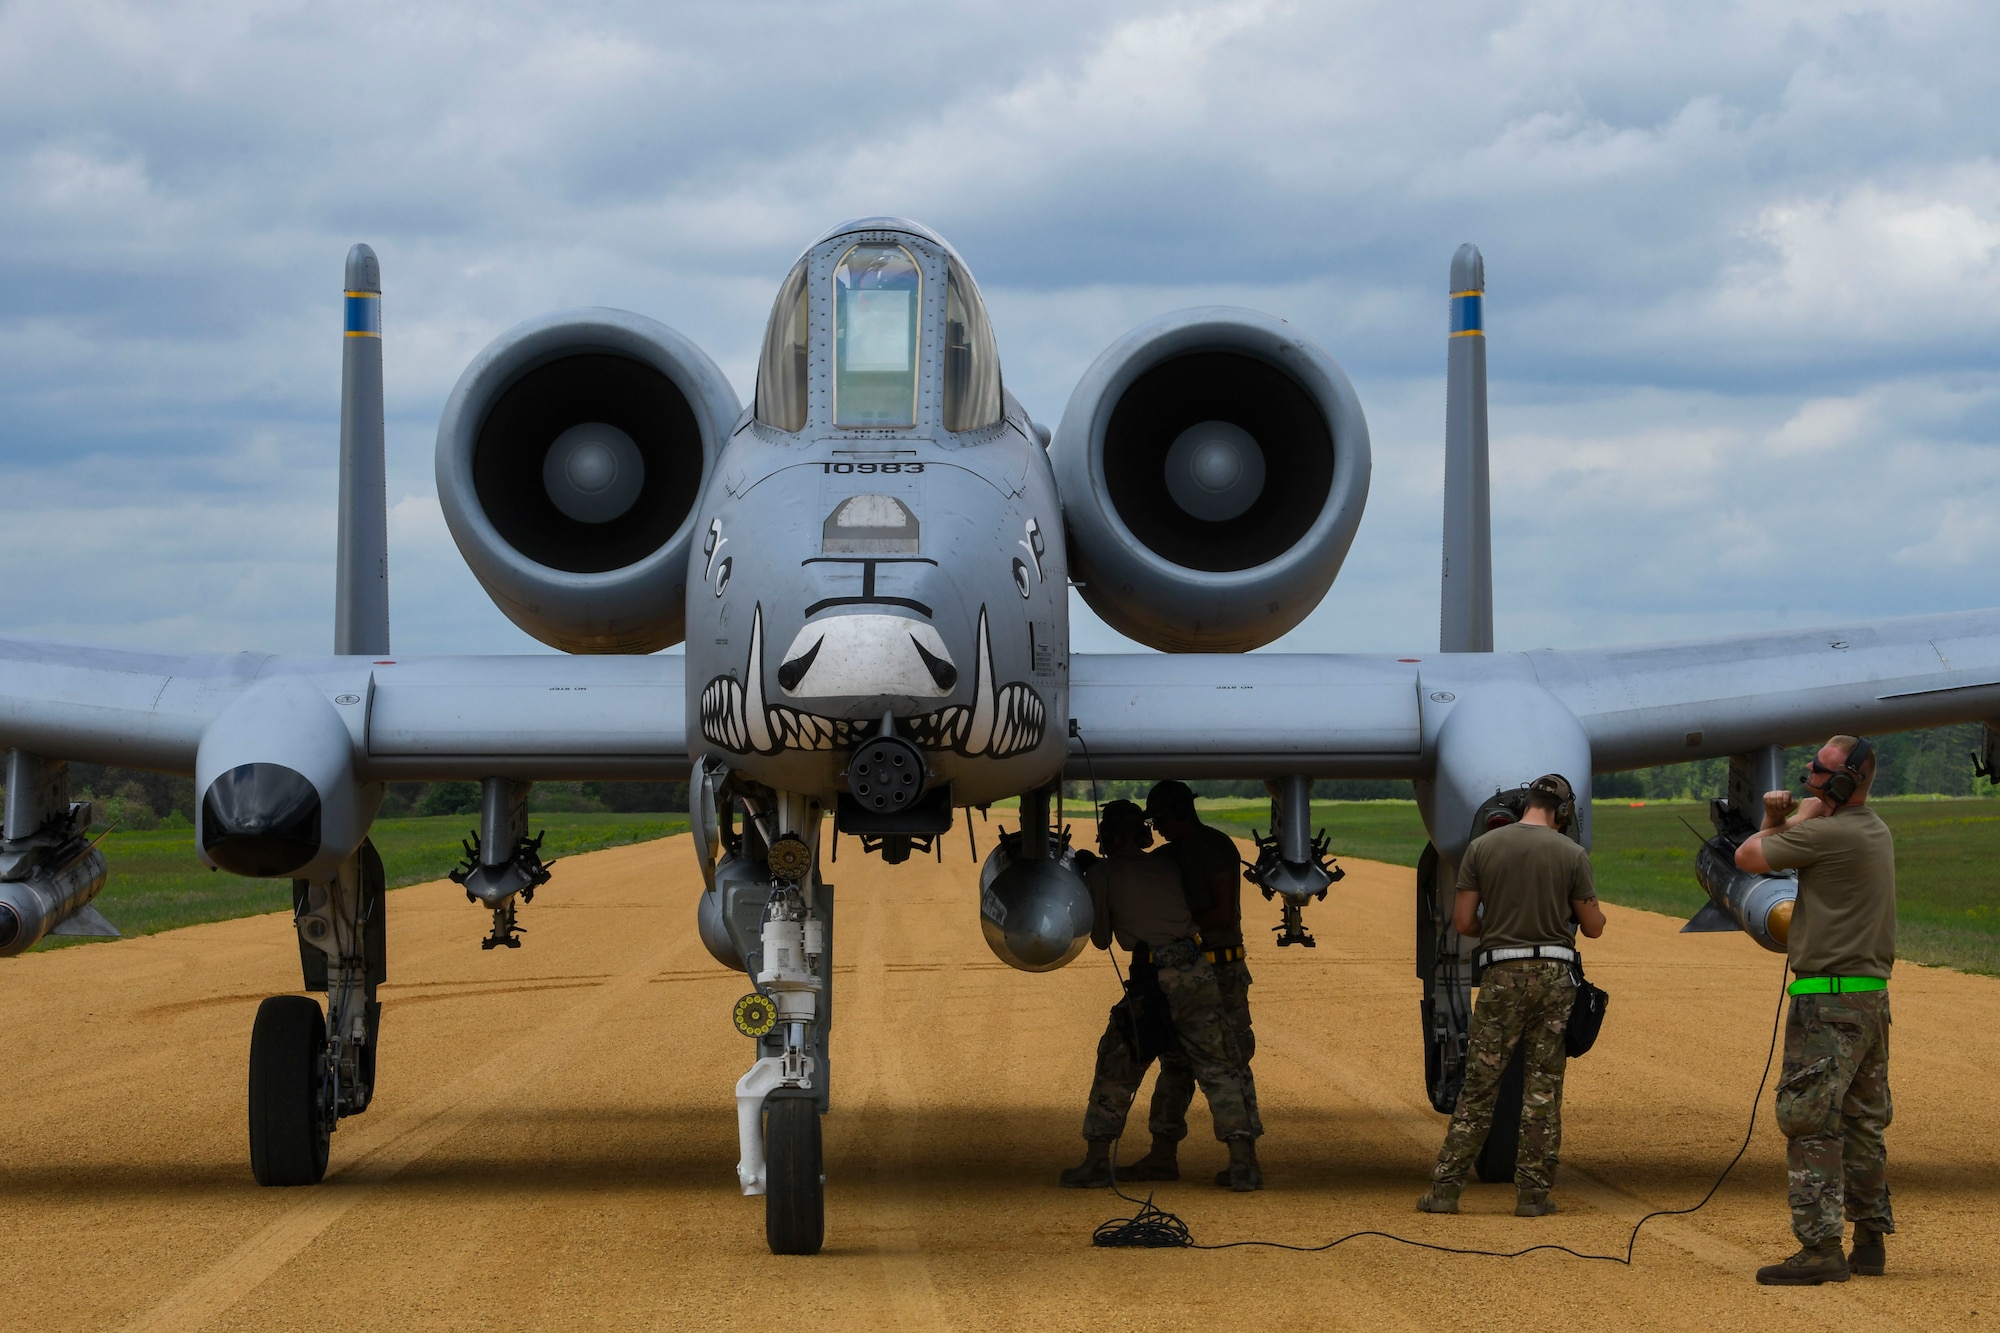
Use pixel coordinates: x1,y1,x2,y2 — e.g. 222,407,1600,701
248,838,385,1186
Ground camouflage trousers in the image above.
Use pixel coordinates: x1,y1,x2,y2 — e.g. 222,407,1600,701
1081,940,1257,1142
1431,959,1575,1193
1149,957,1262,1140
1776,991,1894,1246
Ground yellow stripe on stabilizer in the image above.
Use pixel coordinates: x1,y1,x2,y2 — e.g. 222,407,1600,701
344,330,380,338
344,291,380,300
1450,329,1484,337
1450,289,1483,298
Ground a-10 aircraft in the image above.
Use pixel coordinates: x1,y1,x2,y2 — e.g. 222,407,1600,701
3,217,1996,1255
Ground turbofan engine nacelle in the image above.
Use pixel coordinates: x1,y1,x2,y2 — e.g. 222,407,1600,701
436,309,741,653
195,676,382,883
1052,308,1371,652
977,843,1092,972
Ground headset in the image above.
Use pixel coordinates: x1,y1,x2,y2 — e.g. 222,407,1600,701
1809,736,1874,808
1527,773,1576,831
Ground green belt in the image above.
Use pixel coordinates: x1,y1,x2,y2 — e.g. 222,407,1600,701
1788,976,1888,996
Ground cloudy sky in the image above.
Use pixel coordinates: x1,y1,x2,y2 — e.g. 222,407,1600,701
1,0,1995,659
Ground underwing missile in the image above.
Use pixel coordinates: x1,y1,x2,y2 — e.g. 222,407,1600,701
0,843,111,957
1685,814,1795,953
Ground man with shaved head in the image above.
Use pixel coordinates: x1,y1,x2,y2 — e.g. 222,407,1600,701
1737,735,1897,1286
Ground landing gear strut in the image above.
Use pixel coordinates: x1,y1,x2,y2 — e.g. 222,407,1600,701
1417,842,1471,1115
249,838,385,1186
714,786,834,1256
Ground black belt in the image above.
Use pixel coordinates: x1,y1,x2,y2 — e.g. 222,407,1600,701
1204,945,1244,964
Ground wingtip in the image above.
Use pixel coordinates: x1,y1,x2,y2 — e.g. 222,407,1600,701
345,243,380,293
1450,243,1483,293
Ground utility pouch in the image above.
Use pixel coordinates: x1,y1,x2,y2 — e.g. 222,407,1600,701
1113,973,1181,1064
1565,955,1609,1058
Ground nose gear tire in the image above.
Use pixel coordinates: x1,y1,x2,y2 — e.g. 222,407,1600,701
764,1097,825,1255
248,996,330,1186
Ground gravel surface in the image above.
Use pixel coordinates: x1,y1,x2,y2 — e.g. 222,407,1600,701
0,830,1991,1330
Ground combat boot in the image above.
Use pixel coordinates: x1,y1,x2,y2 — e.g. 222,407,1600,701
1755,1241,1850,1285
1849,1224,1887,1276
1123,1135,1180,1182
1415,1182,1461,1214
1220,1138,1263,1191
1515,1189,1556,1216
1058,1140,1113,1189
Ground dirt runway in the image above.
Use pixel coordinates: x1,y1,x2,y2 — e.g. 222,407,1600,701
2,830,1995,1330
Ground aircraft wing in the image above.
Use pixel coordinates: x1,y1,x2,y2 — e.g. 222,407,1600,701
1065,607,2000,779
0,638,691,780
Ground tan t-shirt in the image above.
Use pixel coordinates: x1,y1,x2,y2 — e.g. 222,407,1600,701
1760,805,1896,980
1153,823,1245,950
1086,851,1194,951
1456,822,1596,952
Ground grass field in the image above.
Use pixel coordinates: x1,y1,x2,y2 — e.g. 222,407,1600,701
1204,797,2000,977
39,812,688,949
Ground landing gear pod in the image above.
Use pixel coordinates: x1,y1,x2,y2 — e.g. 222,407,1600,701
194,676,380,884
1051,308,1371,652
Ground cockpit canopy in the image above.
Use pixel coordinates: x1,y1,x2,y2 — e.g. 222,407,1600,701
754,225,1002,435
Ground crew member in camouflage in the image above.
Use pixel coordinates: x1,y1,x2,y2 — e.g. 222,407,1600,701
1775,993,1893,1253
1417,773,1604,1217
1737,735,1898,1285
1115,780,1262,1186
1079,940,1254,1147
1061,801,1262,1192
1426,958,1575,1197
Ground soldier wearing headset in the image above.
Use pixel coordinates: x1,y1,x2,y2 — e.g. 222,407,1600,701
1736,736,1897,1286
1417,774,1606,1218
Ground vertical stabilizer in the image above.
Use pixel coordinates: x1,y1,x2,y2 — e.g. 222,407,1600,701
1440,243,1492,653
335,243,390,657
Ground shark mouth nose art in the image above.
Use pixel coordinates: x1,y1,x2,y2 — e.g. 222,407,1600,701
775,615,958,698
701,605,1044,758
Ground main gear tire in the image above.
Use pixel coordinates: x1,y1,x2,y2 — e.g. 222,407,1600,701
764,1096,825,1255
1474,1042,1526,1183
248,996,330,1186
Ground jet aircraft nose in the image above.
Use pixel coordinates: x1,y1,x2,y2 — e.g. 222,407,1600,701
201,763,323,878
777,614,957,699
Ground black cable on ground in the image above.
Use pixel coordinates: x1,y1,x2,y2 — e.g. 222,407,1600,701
1093,958,1792,1263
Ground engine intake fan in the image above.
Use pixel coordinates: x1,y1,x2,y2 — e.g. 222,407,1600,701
1052,308,1371,652
436,309,740,653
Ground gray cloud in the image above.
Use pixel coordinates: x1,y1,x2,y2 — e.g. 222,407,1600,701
0,0,1996,657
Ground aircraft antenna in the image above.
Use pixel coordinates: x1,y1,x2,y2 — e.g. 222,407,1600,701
1439,243,1492,653
335,243,390,656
